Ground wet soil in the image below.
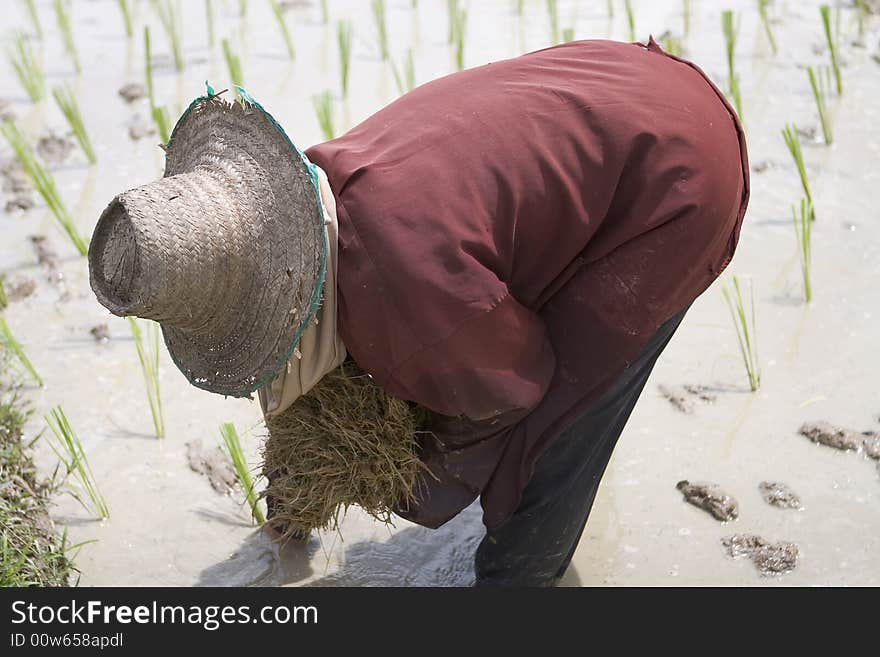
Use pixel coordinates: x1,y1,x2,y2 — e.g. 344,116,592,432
722,534,799,577
758,481,802,509
186,439,237,494
676,480,739,521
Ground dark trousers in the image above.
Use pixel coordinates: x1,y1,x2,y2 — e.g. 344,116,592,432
474,307,689,586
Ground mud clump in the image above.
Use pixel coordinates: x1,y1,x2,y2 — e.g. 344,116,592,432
659,384,716,414
722,534,799,576
128,115,157,140
862,432,880,460
5,195,34,213
90,324,110,343
118,82,147,104
676,480,738,521
186,439,237,494
2,276,37,302
758,481,802,509
0,99,14,122
36,134,75,166
799,421,863,451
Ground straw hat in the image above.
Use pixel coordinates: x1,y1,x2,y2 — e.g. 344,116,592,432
88,88,327,398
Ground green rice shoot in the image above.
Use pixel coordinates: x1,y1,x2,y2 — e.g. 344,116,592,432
758,0,777,55
222,39,244,91
127,318,165,439
781,124,815,221
144,26,155,109
0,316,43,386
624,0,636,41
807,66,832,145
320,0,328,24
152,0,184,72
220,423,265,524
117,0,133,38
546,0,560,45
270,0,295,60
152,105,172,144
721,10,743,120
819,5,841,95
0,278,8,310
312,91,334,141
22,0,42,38
205,0,215,47
372,0,389,61
46,406,109,520
452,5,467,71
238,0,247,18
722,276,761,393
792,198,813,303
662,33,683,57
53,0,80,74
0,122,89,256
8,32,45,102
562,27,575,43
52,84,96,164
447,0,458,44
682,0,690,35
391,49,415,95
337,20,353,99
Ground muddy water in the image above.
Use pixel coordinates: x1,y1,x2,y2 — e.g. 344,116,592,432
1,0,879,586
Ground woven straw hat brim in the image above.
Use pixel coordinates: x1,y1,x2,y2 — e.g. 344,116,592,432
88,90,326,398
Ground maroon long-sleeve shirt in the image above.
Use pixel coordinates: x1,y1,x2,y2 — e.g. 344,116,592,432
306,38,749,531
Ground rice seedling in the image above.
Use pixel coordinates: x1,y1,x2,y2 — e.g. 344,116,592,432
819,5,842,95
662,33,682,57
270,0,295,60
206,0,215,47
128,318,165,439
312,91,334,141
517,0,524,17
757,0,776,55
682,0,690,35
337,20,353,98
447,0,459,43
562,27,575,43
607,0,614,18
452,5,467,71
722,276,760,392
46,406,109,519
53,0,80,74
21,0,42,38
222,39,244,94
547,0,560,44
152,105,172,144
220,423,265,524
0,279,7,310
238,0,247,18
320,0,328,24
8,32,45,102
52,84,96,164
1,122,89,256
807,66,832,145
0,316,43,386
391,49,415,95
152,0,184,72
721,10,743,120
117,0,133,38
791,198,813,303
781,124,815,221
855,0,868,41
144,27,154,108
624,0,635,41
372,0,389,61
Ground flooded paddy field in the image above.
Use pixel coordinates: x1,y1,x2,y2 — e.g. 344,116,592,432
1,0,879,586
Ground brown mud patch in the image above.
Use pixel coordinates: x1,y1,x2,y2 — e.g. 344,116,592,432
722,534,799,577
118,82,147,104
36,134,75,167
676,480,738,521
758,481,802,509
2,276,37,302
659,384,717,414
186,439,236,494
89,324,110,343
799,421,878,457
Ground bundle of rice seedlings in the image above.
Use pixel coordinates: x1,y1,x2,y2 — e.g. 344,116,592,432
722,276,760,392
22,0,42,38
128,318,164,439
792,198,813,302
372,0,388,61
46,406,109,520
221,423,265,524
262,361,428,541
391,49,415,95
52,84,96,164
152,0,183,72
807,66,832,145
781,124,815,221
312,91,334,140
1,122,89,256
758,0,777,55
8,32,45,102
721,10,743,119
270,0,295,60
337,20,353,99
0,316,43,386
819,5,841,94
53,0,80,74
624,0,635,41
117,0,133,38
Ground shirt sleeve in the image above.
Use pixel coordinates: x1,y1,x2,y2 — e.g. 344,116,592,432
384,290,556,424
